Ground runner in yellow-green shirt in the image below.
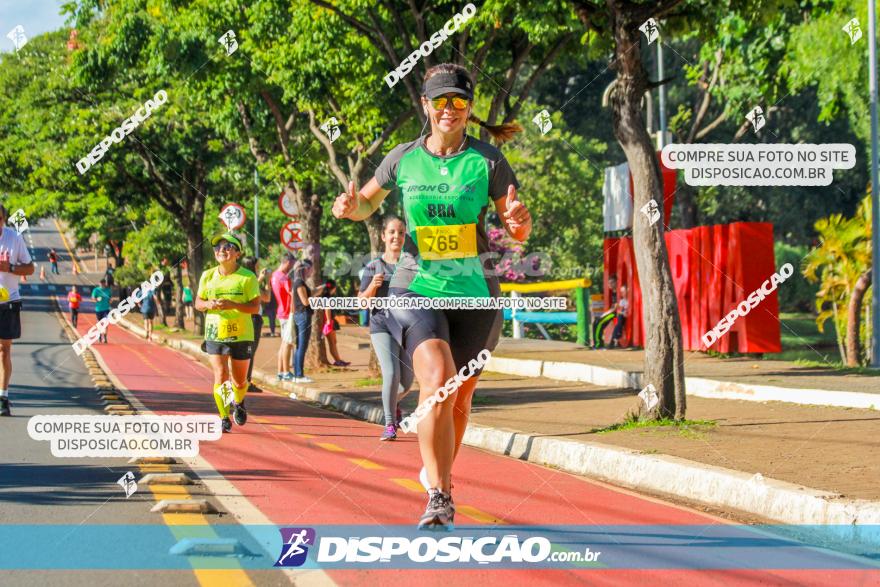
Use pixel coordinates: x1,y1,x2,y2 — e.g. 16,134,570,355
195,233,261,433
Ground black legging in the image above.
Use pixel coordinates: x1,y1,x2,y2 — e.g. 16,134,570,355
247,314,264,381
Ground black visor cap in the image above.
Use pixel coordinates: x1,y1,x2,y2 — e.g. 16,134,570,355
423,71,474,100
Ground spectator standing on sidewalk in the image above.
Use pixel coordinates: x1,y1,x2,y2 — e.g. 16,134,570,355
67,286,82,327
241,256,270,393
291,259,314,384
182,285,194,322
48,249,59,274
0,203,35,416
610,283,628,349
264,283,278,336
319,279,349,367
271,253,296,381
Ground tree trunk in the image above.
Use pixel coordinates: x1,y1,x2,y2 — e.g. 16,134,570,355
291,181,331,370
609,2,686,420
676,181,699,229
184,221,205,335
846,270,872,366
831,300,847,364
173,263,185,329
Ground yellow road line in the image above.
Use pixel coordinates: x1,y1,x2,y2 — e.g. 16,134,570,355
138,458,253,585
390,478,424,493
315,442,345,452
52,218,82,274
457,504,507,525
297,433,316,439
348,458,384,470
270,424,287,430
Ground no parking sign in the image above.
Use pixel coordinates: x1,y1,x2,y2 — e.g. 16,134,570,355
281,219,304,252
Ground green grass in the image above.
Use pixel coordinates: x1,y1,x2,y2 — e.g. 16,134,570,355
354,377,382,387
592,413,716,436
792,358,880,376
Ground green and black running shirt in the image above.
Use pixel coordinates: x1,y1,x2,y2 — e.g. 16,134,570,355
375,134,519,299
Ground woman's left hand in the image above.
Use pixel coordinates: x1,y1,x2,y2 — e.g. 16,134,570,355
502,184,531,233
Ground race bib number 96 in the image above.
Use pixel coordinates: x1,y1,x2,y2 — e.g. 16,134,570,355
218,318,242,339
416,223,477,260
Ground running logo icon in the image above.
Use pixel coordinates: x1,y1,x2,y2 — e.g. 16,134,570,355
216,381,235,407
219,30,238,55
274,527,316,567
533,109,552,135
8,209,28,234
639,18,659,44
117,471,138,498
320,117,341,143
6,25,27,51
639,200,661,226
843,18,862,45
745,106,765,133
638,383,659,411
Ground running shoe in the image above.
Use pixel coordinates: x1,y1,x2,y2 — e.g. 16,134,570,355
277,372,293,382
294,376,314,384
333,360,350,367
221,417,232,433
0,397,10,417
380,425,396,441
233,400,248,426
248,383,263,393
418,489,455,531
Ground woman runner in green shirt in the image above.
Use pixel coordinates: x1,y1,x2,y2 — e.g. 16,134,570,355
333,64,532,530
195,233,261,433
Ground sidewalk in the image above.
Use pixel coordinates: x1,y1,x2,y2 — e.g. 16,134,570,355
117,315,880,508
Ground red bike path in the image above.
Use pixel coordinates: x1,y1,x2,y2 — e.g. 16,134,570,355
65,305,877,587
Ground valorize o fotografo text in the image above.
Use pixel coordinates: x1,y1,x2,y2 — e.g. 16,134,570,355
310,297,567,311
73,270,165,355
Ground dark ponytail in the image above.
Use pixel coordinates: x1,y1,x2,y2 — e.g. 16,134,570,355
467,112,523,145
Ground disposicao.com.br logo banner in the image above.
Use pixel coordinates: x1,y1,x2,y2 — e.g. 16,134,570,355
0,525,875,570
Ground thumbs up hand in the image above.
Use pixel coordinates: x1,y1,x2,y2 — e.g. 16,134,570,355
502,184,531,235
332,181,359,219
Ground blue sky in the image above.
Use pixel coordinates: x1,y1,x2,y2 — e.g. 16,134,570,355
0,0,67,53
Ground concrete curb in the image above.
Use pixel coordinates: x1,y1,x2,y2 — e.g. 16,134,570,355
120,319,880,538
485,357,880,411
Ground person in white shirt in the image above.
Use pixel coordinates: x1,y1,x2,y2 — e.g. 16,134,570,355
0,204,35,416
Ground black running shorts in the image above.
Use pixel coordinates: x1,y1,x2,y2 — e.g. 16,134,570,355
386,289,502,375
201,340,253,361
0,301,22,340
